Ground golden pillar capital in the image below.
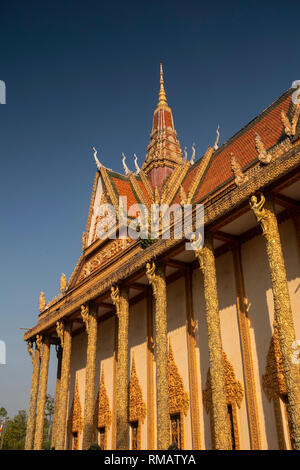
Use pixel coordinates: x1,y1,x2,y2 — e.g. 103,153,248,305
82,302,98,449
55,321,73,450
33,335,51,450
250,193,300,449
112,284,130,450
27,340,34,364
56,320,64,348
25,342,41,450
193,234,232,449
146,261,169,450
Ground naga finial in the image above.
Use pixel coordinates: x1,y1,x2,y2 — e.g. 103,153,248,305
134,154,140,174
60,273,67,294
184,146,188,161
39,292,46,312
122,152,131,176
92,146,103,170
213,124,220,150
190,143,196,165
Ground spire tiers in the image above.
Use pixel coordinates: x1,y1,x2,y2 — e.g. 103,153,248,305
142,63,183,187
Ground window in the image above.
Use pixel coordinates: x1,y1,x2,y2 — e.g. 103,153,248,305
98,427,106,450
170,413,181,449
281,395,296,450
130,421,138,450
72,432,79,450
227,404,236,450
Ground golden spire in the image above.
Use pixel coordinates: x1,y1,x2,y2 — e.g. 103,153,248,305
158,62,168,108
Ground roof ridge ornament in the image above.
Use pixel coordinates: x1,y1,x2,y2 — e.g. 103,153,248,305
190,143,196,165
230,152,248,186
158,61,168,109
255,133,272,164
213,124,220,150
134,153,140,174
92,146,103,170
122,152,131,176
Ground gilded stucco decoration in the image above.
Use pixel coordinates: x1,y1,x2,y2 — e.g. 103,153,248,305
281,104,300,137
36,334,43,357
27,340,34,364
111,285,120,312
168,342,189,417
39,292,46,312
262,321,287,401
146,261,157,294
203,350,244,449
68,378,84,437
81,304,89,332
56,320,64,348
255,133,272,164
94,367,112,429
230,152,248,186
60,273,68,294
128,355,147,424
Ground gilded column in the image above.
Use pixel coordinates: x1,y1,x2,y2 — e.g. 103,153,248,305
147,293,155,450
51,344,62,448
111,285,130,450
250,193,300,449
81,303,98,450
33,335,50,450
146,261,169,450
55,321,72,450
25,339,41,450
185,269,201,449
293,212,300,263
192,234,231,450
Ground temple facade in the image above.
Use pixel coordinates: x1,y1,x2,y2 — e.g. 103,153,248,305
24,65,300,450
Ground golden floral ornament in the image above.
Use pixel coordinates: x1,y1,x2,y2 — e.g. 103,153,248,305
128,355,147,424
94,367,112,430
27,340,34,364
68,377,83,434
56,320,64,348
60,273,68,294
230,152,248,186
255,133,272,164
262,321,287,401
249,192,269,234
168,341,190,416
39,292,46,312
81,304,89,333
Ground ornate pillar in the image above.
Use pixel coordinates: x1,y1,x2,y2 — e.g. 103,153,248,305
111,285,130,450
250,193,300,449
192,234,231,450
81,303,98,450
25,339,41,450
33,335,50,450
51,344,62,448
146,261,169,450
147,293,155,450
55,321,72,450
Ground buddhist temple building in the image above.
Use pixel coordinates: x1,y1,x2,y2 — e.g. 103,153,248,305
24,64,300,450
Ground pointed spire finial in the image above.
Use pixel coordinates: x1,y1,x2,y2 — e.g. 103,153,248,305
158,61,168,108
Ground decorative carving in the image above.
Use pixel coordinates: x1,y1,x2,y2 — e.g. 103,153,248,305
249,192,269,233
168,342,189,416
81,304,89,332
82,232,87,251
111,285,120,313
129,355,147,423
203,350,244,449
179,185,191,206
146,261,157,294
281,105,300,138
68,378,83,435
92,146,103,170
230,153,248,186
39,292,46,312
94,367,112,431
60,273,67,294
36,334,43,357
122,152,131,176
213,124,220,150
134,154,140,175
255,133,272,164
56,320,64,348
263,321,287,401
190,143,196,165
27,340,34,364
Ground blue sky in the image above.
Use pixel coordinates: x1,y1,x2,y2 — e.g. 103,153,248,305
0,0,300,417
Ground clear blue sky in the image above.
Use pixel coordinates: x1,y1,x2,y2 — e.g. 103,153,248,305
0,0,299,417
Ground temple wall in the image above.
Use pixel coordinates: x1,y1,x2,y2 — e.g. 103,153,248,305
166,277,192,450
